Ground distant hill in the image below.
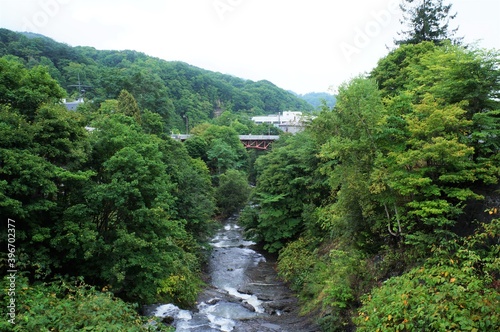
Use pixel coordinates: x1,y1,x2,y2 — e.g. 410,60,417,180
293,92,337,109
0,28,313,131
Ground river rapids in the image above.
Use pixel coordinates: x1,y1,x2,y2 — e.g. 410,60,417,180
144,215,318,332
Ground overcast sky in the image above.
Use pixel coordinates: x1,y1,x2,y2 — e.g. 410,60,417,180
1,0,499,94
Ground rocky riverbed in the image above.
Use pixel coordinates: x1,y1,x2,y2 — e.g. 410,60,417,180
144,216,319,332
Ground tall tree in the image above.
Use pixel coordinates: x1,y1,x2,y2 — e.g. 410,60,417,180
317,77,387,245
0,57,65,119
242,132,328,252
215,169,251,218
396,0,460,45
117,89,141,124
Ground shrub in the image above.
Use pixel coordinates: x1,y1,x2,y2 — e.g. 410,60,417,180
355,220,500,331
279,239,370,331
0,277,171,332
215,169,251,217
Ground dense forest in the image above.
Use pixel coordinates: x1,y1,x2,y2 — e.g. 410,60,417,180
0,29,271,331
0,28,313,133
1,0,500,330
242,41,500,330
291,92,337,109
240,2,500,329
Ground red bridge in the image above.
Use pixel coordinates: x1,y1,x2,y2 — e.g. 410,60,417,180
171,134,280,150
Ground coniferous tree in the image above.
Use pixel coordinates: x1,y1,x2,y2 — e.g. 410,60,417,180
396,0,461,45
117,89,141,124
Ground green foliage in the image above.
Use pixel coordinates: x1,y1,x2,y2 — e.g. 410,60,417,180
371,42,438,98
0,28,313,133
243,132,328,252
118,89,142,124
370,44,500,249
380,95,481,247
296,92,337,109
2,24,499,332
159,138,215,236
317,77,385,245
193,124,248,176
355,219,500,331
63,114,206,304
141,109,165,135
277,237,319,291
278,239,370,331
247,41,500,330
396,0,460,45
0,56,65,119
215,169,251,218
33,104,90,168
0,58,214,310
207,139,240,175
0,277,171,332
184,135,208,160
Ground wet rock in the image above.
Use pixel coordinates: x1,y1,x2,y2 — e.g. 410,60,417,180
237,286,253,295
206,298,221,305
147,218,321,332
262,298,296,314
255,293,276,301
161,316,174,325
241,301,256,312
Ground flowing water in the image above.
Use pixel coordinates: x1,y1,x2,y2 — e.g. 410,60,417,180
144,216,318,332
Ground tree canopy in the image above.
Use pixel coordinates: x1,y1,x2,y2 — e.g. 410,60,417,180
0,28,313,134
246,41,500,330
0,54,220,330
396,0,461,45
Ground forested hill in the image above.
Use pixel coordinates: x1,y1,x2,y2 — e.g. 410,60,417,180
292,91,337,109
0,28,313,131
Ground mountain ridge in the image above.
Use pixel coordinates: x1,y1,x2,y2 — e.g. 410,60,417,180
0,28,314,131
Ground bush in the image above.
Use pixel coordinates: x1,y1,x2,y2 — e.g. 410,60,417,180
355,220,500,331
215,169,251,217
0,277,171,332
277,238,317,291
278,239,370,331
356,265,499,331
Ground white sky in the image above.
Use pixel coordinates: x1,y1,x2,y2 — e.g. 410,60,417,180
1,0,499,94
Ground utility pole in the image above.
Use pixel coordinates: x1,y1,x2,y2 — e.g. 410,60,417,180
183,115,189,134
68,73,92,100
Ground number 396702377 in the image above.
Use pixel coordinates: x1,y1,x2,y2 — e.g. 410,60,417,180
7,219,16,270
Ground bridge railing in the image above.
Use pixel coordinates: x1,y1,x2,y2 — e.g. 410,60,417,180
171,134,280,141
170,134,192,141
238,135,280,141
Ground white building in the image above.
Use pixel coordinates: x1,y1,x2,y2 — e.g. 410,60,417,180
62,98,84,111
252,111,313,134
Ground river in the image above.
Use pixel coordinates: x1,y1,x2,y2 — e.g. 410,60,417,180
144,215,319,332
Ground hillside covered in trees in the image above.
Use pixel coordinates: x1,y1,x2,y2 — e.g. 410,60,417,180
293,92,337,109
1,27,293,331
243,41,500,330
1,0,499,330
241,1,500,329
0,45,259,330
0,28,313,132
